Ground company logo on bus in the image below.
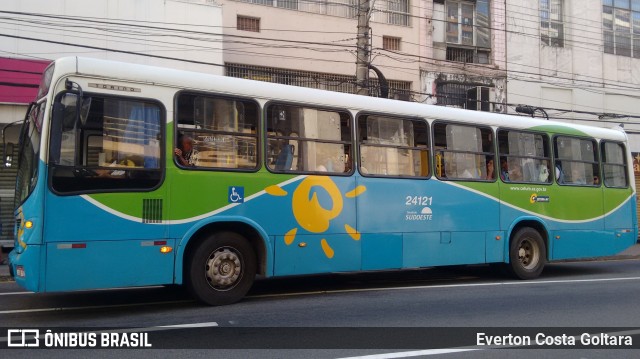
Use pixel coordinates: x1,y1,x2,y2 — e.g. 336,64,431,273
265,177,365,259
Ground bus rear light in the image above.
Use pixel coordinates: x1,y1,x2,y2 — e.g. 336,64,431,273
16,265,25,278
160,246,173,254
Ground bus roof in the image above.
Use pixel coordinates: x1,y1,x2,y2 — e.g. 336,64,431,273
54,56,627,142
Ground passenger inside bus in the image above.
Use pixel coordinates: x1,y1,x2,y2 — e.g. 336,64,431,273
508,163,523,182
571,168,587,185
500,158,509,181
556,163,564,183
485,158,495,180
538,161,550,182
175,134,198,166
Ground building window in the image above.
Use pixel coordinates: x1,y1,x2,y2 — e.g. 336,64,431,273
540,0,564,47
276,0,299,10
445,0,491,63
603,0,640,58
445,47,490,63
225,63,412,98
383,36,402,51
237,16,260,32
434,82,494,112
387,0,410,26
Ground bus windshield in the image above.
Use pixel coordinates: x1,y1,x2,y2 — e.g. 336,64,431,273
15,101,45,208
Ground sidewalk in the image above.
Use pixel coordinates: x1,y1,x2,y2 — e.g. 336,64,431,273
1,243,640,282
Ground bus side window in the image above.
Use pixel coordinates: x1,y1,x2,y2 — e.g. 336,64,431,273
175,93,259,171
357,115,429,178
554,136,599,186
266,104,352,175
601,141,628,188
433,122,493,181
497,129,551,184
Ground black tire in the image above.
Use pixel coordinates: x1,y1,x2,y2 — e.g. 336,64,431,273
186,231,256,306
507,227,546,280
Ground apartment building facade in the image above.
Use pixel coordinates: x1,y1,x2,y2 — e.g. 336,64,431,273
218,0,421,98
418,0,507,113
506,0,640,151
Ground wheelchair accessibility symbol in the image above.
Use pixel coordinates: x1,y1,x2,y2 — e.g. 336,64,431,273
228,186,244,203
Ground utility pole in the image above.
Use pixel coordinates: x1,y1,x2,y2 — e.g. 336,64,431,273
355,0,371,95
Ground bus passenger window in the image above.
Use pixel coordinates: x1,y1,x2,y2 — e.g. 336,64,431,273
357,115,429,178
175,93,258,170
497,130,551,184
266,104,352,175
554,136,599,186
434,123,493,181
601,142,628,188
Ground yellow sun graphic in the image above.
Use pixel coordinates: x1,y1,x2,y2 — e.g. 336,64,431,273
265,176,366,258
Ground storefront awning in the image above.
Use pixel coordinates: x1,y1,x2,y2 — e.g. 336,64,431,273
0,57,51,104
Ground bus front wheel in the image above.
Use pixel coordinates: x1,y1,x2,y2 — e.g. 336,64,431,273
508,227,546,280
186,231,256,306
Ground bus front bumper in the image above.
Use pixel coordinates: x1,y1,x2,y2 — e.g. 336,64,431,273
8,244,41,292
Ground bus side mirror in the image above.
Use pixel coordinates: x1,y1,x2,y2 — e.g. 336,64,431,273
4,142,13,168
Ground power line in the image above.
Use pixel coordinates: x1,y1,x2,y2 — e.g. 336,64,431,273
5,8,640,91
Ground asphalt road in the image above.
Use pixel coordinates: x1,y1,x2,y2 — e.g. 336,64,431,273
1,258,640,358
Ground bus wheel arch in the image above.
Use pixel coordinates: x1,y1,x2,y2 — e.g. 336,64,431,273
506,220,549,279
177,219,271,285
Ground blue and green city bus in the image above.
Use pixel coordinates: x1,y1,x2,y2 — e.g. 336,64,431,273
8,57,638,305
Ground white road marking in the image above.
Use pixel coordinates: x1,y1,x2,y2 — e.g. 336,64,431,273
0,299,193,314
0,291,34,296
157,322,219,329
0,321,218,343
336,349,479,359
249,275,640,299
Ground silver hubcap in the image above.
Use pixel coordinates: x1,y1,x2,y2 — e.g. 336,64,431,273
518,238,540,270
205,248,242,290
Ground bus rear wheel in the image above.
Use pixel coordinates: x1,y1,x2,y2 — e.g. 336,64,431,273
186,231,256,306
508,227,546,279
